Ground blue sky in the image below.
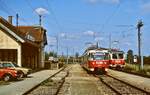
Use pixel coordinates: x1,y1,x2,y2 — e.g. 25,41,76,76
0,0,150,56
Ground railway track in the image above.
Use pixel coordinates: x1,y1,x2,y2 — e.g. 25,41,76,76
25,65,72,95
26,64,150,95
82,65,150,95
98,74,150,95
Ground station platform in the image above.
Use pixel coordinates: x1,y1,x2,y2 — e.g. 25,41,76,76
108,69,150,93
0,68,63,95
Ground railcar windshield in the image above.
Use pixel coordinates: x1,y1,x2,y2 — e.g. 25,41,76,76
112,54,117,59
118,53,124,59
112,53,124,59
91,52,109,60
93,55,105,60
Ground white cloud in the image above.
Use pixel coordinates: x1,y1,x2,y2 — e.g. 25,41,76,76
86,0,99,4
141,2,150,14
60,33,66,38
112,40,119,44
68,35,79,39
124,42,131,46
85,0,120,4
102,0,120,4
35,7,49,15
59,32,79,40
84,30,95,36
95,37,104,41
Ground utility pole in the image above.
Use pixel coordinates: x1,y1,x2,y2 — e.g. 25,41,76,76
16,14,19,27
73,48,75,64
96,42,99,48
66,47,69,64
56,35,58,56
39,15,42,26
109,33,112,50
137,20,144,70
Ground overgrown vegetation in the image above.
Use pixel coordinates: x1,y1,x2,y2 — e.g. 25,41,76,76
126,49,150,65
125,49,150,77
143,56,150,64
123,63,150,78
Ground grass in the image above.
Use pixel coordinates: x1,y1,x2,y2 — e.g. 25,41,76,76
123,63,150,78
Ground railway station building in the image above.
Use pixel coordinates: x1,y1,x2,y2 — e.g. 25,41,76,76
0,16,47,69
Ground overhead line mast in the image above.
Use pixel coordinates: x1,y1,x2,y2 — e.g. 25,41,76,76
137,20,144,70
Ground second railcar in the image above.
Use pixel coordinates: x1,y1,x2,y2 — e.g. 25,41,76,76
109,50,125,68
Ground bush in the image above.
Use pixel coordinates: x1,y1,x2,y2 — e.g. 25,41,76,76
124,65,134,72
123,63,150,77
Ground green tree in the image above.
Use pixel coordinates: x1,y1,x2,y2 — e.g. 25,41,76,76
49,52,57,57
45,52,49,61
144,56,150,64
45,51,57,61
127,50,134,64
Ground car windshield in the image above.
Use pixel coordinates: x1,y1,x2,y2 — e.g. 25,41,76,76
13,63,20,67
2,63,14,67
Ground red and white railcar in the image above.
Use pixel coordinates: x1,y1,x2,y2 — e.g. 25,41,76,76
82,49,109,73
109,50,125,68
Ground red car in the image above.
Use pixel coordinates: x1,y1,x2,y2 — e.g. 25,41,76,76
0,64,23,81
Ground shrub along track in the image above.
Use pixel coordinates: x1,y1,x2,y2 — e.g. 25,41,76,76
98,74,150,95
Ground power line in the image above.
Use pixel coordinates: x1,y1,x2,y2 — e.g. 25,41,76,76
100,3,121,33
0,0,14,15
46,0,63,33
62,20,102,26
2,0,16,14
0,0,30,25
18,18,31,25
45,0,65,55
25,0,44,26
25,0,36,13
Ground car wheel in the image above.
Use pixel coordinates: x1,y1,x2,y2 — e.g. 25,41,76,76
24,74,27,77
19,72,24,78
16,71,24,80
3,74,11,82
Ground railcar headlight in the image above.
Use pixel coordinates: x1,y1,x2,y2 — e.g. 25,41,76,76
105,68,108,72
92,62,95,64
14,70,18,73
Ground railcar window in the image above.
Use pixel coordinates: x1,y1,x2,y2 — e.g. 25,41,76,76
118,54,123,59
105,53,109,60
112,54,117,59
88,54,93,60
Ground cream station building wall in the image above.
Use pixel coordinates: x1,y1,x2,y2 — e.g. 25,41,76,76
0,29,22,66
